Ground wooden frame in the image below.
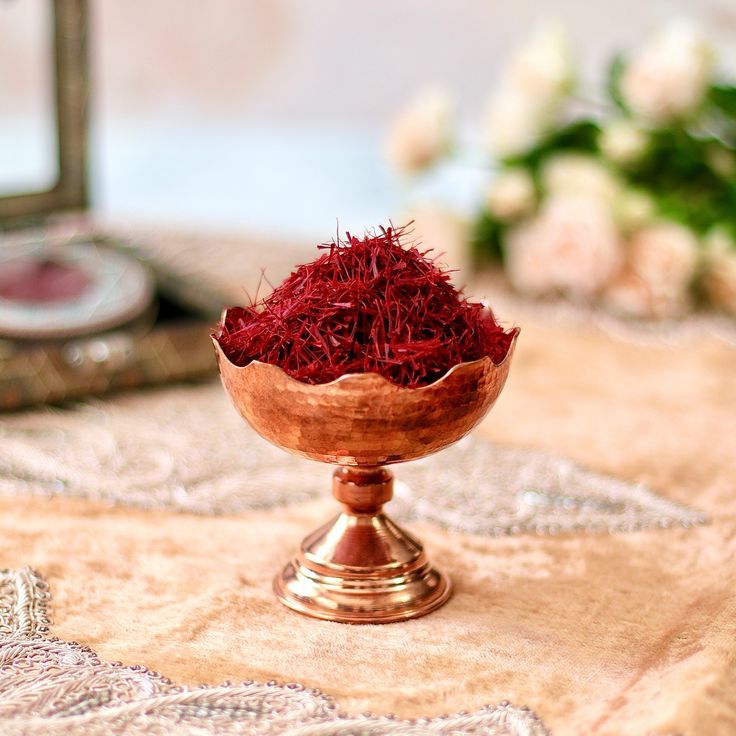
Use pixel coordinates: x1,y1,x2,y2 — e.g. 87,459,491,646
0,0,88,226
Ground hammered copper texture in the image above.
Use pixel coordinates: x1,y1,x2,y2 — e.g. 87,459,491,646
213,331,518,466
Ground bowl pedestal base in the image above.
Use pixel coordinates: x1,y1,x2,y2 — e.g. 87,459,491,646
273,466,451,624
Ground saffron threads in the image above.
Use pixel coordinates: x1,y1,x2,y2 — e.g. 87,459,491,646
216,224,515,388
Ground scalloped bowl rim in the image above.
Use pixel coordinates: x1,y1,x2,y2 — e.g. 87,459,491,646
212,327,519,393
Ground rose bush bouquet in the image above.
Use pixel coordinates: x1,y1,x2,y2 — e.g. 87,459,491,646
385,21,736,320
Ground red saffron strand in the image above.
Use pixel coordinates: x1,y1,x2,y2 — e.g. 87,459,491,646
216,224,515,387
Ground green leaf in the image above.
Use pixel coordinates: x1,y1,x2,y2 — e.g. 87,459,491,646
503,120,601,171
607,54,629,113
708,84,736,117
470,212,506,265
614,125,736,233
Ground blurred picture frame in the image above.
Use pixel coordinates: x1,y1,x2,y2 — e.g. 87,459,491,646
0,0,88,226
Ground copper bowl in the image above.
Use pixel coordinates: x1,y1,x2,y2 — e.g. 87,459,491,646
213,326,518,623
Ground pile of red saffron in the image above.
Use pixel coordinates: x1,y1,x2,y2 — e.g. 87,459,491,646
217,225,515,387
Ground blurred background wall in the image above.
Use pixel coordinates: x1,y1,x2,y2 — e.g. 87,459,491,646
2,0,736,239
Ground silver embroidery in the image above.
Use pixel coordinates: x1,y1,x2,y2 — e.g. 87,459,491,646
394,438,707,535
0,568,550,735
0,383,705,535
0,567,51,637
0,384,706,535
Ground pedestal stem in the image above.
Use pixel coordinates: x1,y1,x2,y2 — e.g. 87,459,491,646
273,465,452,623
333,466,393,513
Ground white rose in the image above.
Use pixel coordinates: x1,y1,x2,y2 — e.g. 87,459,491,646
614,188,657,232
620,21,714,123
604,272,691,319
385,89,452,175
485,168,536,221
701,228,736,315
505,194,622,300
628,222,699,284
599,119,648,165
484,23,573,158
605,222,699,318
703,226,735,254
484,89,550,158
541,153,621,204
504,22,574,104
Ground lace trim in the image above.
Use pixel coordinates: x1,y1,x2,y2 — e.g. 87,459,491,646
0,384,706,535
0,568,549,735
